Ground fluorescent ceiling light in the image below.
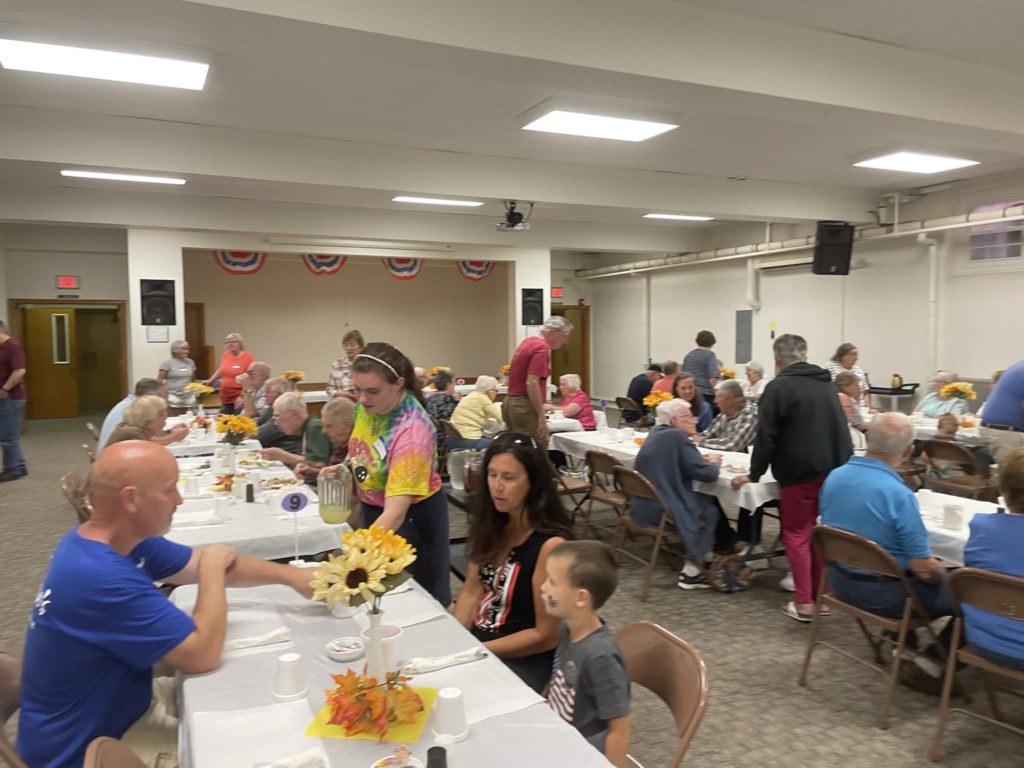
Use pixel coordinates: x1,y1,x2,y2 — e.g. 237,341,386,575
523,110,677,142
853,151,978,174
61,170,186,185
0,39,209,90
643,213,714,221
391,196,484,207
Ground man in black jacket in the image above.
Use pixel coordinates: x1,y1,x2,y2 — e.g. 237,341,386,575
732,333,852,621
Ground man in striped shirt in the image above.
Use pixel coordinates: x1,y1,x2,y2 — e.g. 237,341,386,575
695,379,758,453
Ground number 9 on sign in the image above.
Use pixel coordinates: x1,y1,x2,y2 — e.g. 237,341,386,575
281,491,308,513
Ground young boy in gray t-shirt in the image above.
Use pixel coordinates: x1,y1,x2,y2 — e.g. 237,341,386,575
541,540,631,766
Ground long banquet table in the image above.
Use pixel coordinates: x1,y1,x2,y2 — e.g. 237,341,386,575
917,489,1000,566
173,582,613,768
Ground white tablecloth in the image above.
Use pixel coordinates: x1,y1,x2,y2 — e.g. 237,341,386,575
917,490,999,566
302,384,557,404
550,430,779,510
168,437,262,458
863,414,982,444
173,582,612,768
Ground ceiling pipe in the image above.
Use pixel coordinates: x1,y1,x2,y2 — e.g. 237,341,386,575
575,203,1024,279
917,233,940,377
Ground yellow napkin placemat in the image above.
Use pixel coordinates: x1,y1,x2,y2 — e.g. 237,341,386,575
305,687,439,742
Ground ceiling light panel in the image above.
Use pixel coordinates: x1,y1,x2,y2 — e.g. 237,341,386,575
0,39,209,90
523,110,677,142
853,151,978,174
61,170,186,185
643,213,714,221
391,196,484,207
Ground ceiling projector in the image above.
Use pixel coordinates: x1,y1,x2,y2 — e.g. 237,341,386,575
496,200,533,231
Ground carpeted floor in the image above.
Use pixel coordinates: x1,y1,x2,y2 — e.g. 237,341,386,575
2,416,1022,767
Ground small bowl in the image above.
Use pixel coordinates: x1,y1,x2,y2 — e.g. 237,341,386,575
326,636,365,662
370,757,423,768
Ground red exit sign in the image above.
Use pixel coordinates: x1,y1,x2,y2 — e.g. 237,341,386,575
551,286,564,299
56,275,80,290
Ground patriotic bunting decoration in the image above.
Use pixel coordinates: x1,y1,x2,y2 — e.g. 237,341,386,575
301,253,348,276
455,260,494,281
381,258,423,280
213,251,267,275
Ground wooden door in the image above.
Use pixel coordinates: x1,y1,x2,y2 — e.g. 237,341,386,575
185,302,207,378
551,305,591,395
76,309,122,411
23,307,79,419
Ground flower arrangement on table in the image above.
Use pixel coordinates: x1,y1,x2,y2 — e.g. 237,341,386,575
719,366,736,380
499,363,511,376
427,365,451,378
643,389,673,408
183,381,214,411
215,414,258,445
190,414,212,430
940,381,976,401
282,369,305,382
322,668,425,740
310,525,417,611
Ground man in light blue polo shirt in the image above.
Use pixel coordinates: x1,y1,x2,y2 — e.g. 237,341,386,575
820,412,952,677
980,358,1024,459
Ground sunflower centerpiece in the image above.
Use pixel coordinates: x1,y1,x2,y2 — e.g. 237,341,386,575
183,381,214,415
215,413,259,446
940,381,976,401
282,370,305,391
642,389,673,408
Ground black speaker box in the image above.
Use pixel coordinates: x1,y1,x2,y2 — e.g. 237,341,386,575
813,221,854,275
521,288,544,326
140,279,176,325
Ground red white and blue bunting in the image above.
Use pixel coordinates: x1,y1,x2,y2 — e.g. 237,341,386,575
213,251,267,275
455,260,494,281
381,258,423,281
301,253,347,276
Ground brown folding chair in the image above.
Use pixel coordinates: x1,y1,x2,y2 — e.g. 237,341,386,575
613,466,685,601
921,439,997,501
579,450,628,538
615,397,643,428
83,737,145,768
82,443,97,463
616,621,709,768
800,525,951,730
85,421,100,442
60,471,93,523
0,652,26,768
931,568,1024,762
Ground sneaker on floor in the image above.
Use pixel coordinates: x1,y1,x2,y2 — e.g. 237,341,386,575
779,572,795,592
677,573,711,590
0,471,25,482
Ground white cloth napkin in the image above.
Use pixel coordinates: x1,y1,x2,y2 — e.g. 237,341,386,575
222,626,292,652
400,647,488,675
253,747,327,768
191,701,327,768
171,510,224,528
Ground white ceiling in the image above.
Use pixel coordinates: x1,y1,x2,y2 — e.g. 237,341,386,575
2,0,1024,250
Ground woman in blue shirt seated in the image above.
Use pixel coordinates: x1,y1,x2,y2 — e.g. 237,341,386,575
962,446,1024,670
672,372,713,432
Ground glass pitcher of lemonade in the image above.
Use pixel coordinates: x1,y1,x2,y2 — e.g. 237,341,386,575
317,464,353,525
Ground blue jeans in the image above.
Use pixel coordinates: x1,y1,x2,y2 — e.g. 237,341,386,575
447,436,491,451
0,398,26,473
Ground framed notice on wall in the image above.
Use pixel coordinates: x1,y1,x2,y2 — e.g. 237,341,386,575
146,326,170,343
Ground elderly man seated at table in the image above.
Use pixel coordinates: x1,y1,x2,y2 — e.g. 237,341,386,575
820,412,953,681
694,379,757,452
624,363,663,423
544,373,596,430
962,446,1024,670
449,375,504,450
425,369,461,422
236,360,271,418
105,395,188,450
915,370,969,418
741,361,769,401
294,396,356,484
250,377,289,426
16,441,315,768
260,392,332,469
631,398,722,590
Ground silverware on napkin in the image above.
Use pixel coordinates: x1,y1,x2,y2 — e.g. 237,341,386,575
399,647,488,675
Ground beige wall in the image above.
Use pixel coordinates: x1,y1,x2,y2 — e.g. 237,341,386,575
183,252,511,382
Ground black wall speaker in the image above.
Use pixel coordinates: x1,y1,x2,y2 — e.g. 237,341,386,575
812,220,854,275
140,279,176,326
521,288,544,326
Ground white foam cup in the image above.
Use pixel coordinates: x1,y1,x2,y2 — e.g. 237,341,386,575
272,652,307,701
431,686,469,742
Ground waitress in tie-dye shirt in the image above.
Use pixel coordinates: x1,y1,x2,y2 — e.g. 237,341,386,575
348,342,450,605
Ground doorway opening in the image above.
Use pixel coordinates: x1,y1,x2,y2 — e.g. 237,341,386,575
7,299,127,420
551,304,590,395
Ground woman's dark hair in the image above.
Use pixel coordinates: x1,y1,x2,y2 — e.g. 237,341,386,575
672,371,705,412
695,330,716,347
433,370,454,391
350,341,425,405
342,329,365,347
831,342,857,363
467,435,574,565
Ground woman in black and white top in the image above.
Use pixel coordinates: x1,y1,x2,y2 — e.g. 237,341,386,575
824,342,871,408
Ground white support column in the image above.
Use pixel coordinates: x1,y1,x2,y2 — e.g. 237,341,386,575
126,229,186,383
510,247,552,346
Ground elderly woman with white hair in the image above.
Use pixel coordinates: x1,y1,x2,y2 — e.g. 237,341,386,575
204,332,254,414
543,373,596,430
104,395,188,450
915,370,969,418
630,398,723,590
741,361,769,401
157,339,196,407
450,375,504,450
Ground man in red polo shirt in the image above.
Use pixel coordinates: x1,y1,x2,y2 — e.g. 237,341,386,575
0,320,28,482
503,316,573,451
